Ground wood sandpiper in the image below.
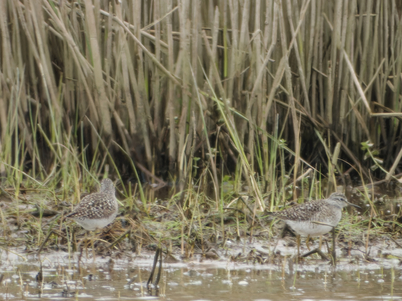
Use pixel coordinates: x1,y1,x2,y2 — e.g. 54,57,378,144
268,192,360,258
66,178,119,231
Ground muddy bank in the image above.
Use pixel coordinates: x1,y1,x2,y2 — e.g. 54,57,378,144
1,236,402,300
2,187,402,300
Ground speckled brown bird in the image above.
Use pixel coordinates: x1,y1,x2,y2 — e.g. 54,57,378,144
268,192,359,236
66,178,118,230
267,192,360,256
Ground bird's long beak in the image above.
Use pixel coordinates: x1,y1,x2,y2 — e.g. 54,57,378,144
347,201,361,209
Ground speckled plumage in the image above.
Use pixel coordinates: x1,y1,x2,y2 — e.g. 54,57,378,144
66,178,118,230
269,192,359,236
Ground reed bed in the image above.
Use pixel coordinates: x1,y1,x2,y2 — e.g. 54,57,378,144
0,0,402,211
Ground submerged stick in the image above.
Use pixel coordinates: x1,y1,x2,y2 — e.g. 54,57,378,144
153,248,163,288
147,247,161,291
37,228,65,255
37,230,55,255
301,248,329,261
107,228,131,249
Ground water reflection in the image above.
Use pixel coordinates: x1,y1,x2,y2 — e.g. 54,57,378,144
1,251,402,300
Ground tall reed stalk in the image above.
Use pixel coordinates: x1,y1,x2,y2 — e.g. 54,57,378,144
0,0,401,204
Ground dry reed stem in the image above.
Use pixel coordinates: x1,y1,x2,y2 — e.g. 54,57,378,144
0,0,401,206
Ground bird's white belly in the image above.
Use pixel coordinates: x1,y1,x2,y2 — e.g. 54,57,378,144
74,212,117,231
286,220,334,236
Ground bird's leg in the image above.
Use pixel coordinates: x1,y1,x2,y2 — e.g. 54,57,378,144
84,231,89,258
93,229,101,244
306,235,311,251
91,231,96,263
331,227,336,265
296,235,301,257
319,235,323,250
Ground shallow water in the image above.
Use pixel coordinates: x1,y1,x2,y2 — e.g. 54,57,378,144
1,249,402,301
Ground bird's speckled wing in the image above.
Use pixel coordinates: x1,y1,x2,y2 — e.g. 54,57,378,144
270,200,330,222
66,192,117,220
